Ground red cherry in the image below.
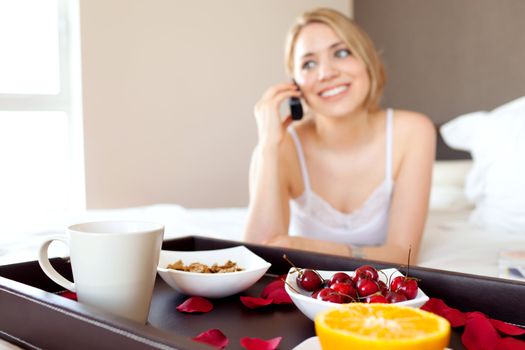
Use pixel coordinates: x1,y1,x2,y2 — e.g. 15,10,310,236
330,282,358,300
297,269,323,291
352,273,363,286
366,294,389,304
356,278,379,297
311,289,322,299
385,290,408,303
316,288,349,304
390,276,418,300
397,279,418,300
329,272,352,286
389,246,420,300
377,280,389,295
355,265,379,281
324,292,349,304
390,276,405,292
316,288,333,300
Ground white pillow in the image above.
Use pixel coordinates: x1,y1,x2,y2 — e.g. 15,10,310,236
440,96,525,232
429,160,473,210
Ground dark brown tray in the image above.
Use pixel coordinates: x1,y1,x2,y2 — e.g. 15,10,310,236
1,236,524,349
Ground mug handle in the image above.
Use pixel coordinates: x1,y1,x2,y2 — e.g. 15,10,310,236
38,235,76,292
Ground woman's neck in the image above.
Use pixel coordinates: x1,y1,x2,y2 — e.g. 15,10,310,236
313,108,378,149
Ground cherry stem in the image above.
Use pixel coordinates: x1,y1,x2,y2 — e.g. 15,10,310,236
387,270,396,288
407,246,412,278
359,291,382,301
282,254,302,275
280,277,302,294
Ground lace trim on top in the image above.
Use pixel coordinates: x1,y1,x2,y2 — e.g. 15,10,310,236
290,179,393,232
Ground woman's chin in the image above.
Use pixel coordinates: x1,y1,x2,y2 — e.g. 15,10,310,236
311,99,367,119
316,107,363,120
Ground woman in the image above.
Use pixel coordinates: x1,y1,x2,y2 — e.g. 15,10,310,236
244,8,435,264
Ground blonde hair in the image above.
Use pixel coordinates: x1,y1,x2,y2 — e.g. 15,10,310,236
285,8,386,111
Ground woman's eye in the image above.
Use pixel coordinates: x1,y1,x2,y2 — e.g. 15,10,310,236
302,60,316,70
335,48,351,58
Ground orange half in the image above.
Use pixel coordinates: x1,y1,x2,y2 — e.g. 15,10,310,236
315,303,450,350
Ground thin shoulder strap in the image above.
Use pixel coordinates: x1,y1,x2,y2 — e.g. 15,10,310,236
288,127,312,191
386,108,393,181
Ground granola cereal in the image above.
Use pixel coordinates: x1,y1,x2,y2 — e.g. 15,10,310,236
167,260,244,273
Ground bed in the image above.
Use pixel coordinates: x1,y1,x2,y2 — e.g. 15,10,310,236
1,109,525,350
0,201,522,279
2,98,525,283
0,164,523,281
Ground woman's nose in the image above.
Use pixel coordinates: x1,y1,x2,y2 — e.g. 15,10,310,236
318,59,338,81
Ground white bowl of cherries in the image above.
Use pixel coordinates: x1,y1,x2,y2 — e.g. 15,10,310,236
284,264,429,321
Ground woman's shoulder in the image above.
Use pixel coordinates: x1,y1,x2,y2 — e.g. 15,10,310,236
390,109,436,156
391,109,436,138
392,109,433,126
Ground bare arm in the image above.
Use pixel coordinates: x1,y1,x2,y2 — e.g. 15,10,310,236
244,144,290,243
266,235,350,256
244,83,300,243
362,113,436,264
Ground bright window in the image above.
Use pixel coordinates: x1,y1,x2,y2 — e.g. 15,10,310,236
0,0,60,94
0,0,84,238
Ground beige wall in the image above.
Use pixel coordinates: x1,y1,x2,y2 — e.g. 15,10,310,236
80,0,352,209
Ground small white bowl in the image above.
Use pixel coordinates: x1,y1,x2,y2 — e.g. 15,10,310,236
157,246,271,298
285,267,429,321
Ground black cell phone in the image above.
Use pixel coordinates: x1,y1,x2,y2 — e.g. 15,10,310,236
289,80,303,121
289,97,303,121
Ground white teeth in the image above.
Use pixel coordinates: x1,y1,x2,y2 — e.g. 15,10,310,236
320,85,348,97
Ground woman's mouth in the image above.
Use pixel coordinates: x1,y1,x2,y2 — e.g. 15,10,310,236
319,84,350,98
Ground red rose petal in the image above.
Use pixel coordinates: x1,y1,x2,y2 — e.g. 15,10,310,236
421,298,440,313
176,296,213,313
192,329,229,349
260,280,285,299
440,308,466,327
490,319,525,336
240,336,282,350
421,298,447,313
462,312,500,350
266,288,292,305
422,298,525,349
495,337,525,350
421,298,466,327
58,291,77,301
240,296,274,309
466,311,487,318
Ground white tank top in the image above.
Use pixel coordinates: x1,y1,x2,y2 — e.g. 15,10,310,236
288,109,394,246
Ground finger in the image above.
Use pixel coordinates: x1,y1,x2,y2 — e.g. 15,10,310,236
256,89,301,118
263,82,299,99
269,88,301,106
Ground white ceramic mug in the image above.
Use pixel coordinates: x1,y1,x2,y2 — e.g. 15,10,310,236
38,221,164,323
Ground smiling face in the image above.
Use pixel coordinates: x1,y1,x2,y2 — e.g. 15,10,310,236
292,22,371,119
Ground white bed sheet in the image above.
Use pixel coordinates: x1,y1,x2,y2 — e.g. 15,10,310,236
420,208,524,278
0,204,247,266
1,204,523,280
